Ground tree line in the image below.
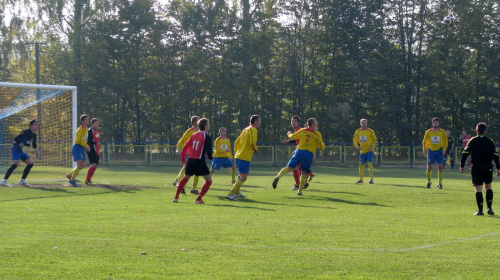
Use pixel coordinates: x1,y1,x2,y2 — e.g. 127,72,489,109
1,0,499,144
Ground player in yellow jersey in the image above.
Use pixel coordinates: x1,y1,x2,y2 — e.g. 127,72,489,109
272,118,325,195
226,115,261,201
210,127,236,184
353,119,377,184
422,117,448,189
65,114,90,187
173,116,201,194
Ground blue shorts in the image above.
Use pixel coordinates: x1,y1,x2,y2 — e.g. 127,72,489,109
10,145,30,161
427,148,444,164
236,159,251,174
287,149,313,174
359,151,374,163
211,157,234,170
72,144,86,162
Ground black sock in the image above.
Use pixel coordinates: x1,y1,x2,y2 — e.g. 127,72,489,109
476,192,484,212
22,164,34,179
4,164,18,180
486,189,493,209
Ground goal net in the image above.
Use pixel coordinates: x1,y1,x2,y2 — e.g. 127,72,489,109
0,83,77,175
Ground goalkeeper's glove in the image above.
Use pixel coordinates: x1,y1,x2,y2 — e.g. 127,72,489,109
20,144,29,153
35,149,41,159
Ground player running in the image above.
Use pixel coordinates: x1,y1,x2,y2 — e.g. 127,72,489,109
353,118,377,184
173,116,201,195
66,114,89,187
226,115,261,201
460,123,500,216
272,118,325,195
85,118,101,185
210,127,237,184
1,120,41,187
282,116,313,190
422,117,448,189
173,118,213,204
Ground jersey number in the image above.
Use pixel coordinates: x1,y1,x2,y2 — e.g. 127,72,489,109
193,140,200,150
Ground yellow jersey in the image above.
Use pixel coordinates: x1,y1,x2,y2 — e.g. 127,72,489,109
422,128,448,151
213,137,233,158
288,128,325,153
176,127,198,152
75,125,88,148
234,126,258,161
353,128,377,154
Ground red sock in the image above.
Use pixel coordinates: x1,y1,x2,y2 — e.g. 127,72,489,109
86,165,97,181
308,172,313,177
197,181,212,200
292,170,300,186
175,177,189,199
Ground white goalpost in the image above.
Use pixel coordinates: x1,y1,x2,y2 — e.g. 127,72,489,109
0,82,77,174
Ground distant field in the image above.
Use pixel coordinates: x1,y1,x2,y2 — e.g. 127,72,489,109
0,165,498,279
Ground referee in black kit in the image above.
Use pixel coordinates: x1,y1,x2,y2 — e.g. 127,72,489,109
460,122,500,216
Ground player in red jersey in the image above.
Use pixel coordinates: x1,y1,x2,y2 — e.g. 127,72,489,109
173,118,214,204
459,129,472,170
85,118,101,184
282,116,313,190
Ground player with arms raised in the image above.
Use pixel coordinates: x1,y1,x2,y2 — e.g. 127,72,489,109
460,123,500,216
422,117,448,189
173,116,201,194
226,115,261,201
1,120,41,187
353,118,377,184
210,127,237,183
173,118,213,204
273,118,325,195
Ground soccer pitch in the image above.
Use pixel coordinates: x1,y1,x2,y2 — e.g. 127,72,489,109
0,166,498,279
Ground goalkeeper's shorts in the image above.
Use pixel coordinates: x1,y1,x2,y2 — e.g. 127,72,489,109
10,145,30,161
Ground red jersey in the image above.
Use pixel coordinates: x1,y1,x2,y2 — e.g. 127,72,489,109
181,131,213,161
461,135,471,148
87,127,101,156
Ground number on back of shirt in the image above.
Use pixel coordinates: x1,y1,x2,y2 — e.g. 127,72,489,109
193,140,200,150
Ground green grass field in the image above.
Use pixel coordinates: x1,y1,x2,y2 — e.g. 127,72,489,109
1,165,499,279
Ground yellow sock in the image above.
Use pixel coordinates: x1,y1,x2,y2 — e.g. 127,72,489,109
426,170,432,182
67,167,76,177
175,167,185,182
359,164,365,180
228,178,244,196
368,163,374,179
192,176,199,190
298,175,308,193
70,166,84,181
231,169,236,181
438,171,444,184
277,167,290,179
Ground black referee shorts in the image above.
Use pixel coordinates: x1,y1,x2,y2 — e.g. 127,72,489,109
185,158,210,176
87,150,100,165
471,162,493,186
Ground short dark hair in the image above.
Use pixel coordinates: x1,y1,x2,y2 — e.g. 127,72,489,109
477,122,487,134
29,120,38,126
198,118,209,130
91,118,99,123
80,114,89,122
307,118,316,127
250,115,260,125
432,117,440,122
191,116,200,126
292,116,300,123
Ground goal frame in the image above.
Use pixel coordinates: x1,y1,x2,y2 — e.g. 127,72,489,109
0,82,78,167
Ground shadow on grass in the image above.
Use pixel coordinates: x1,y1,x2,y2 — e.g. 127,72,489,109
0,185,141,203
307,189,366,196
375,183,428,189
223,197,338,210
212,198,276,211
289,195,392,208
